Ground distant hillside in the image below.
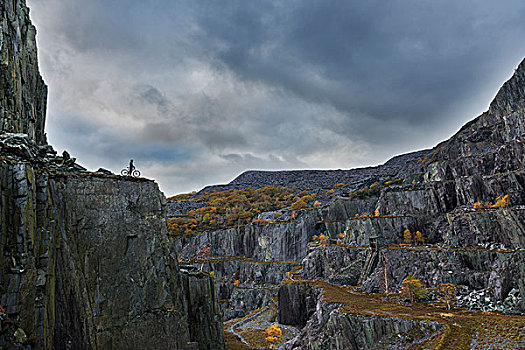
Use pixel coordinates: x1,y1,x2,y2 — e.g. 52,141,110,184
198,149,431,194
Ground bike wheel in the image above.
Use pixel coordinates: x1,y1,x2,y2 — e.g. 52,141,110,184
132,169,141,177
121,169,129,176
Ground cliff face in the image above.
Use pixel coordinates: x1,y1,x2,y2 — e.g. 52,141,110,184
0,163,225,349
0,0,47,144
0,1,225,349
174,58,525,349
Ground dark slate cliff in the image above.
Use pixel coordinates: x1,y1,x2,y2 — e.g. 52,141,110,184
0,0,47,144
0,164,225,349
0,1,226,349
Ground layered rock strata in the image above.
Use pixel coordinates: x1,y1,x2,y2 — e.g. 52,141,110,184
0,0,47,144
0,1,226,349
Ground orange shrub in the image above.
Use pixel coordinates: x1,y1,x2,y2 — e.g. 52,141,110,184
252,218,271,224
265,324,282,347
291,200,308,210
313,233,329,245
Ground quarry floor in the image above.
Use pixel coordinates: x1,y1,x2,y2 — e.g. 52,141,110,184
224,278,525,350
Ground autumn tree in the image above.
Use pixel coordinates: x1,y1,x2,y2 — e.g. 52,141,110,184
438,283,457,310
401,273,427,303
265,324,282,348
415,231,425,245
403,229,412,245
374,209,380,217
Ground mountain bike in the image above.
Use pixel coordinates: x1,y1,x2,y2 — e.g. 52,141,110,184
121,167,141,177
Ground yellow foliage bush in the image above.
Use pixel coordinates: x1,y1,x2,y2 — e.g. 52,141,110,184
415,231,425,244
313,200,322,208
369,182,380,190
265,324,282,347
401,273,427,303
492,194,510,208
473,200,491,209
313,233,329,245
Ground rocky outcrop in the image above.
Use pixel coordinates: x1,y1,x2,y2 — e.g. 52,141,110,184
488,59,525,118
278,284,317,327
0,1,226,349
0,0,47,144
176,211,320,262
0,163,226,349
285,304,442,350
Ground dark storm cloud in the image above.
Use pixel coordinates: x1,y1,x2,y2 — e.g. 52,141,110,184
195,0,525,123
26,0,525,193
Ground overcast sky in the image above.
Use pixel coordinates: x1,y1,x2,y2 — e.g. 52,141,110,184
26,0,525,195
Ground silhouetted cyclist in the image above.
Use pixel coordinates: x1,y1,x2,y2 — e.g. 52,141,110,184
121,160,140,177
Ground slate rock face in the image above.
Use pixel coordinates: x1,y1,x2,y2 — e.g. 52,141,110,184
285,304,442,350
278,284,317,327
0,1,226,349
0,163,226,349
0,0,47,144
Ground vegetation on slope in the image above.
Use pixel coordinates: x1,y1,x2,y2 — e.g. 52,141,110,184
167,186,317,236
